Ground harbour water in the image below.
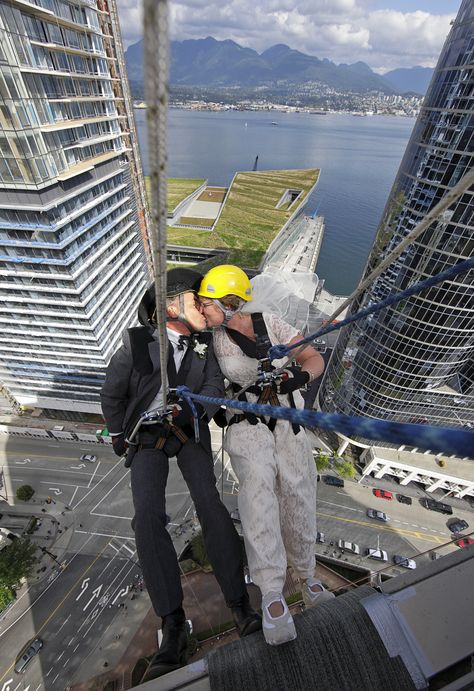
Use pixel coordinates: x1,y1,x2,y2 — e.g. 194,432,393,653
134,109,414,295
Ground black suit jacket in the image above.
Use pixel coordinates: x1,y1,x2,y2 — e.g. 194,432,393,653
100,327,224,440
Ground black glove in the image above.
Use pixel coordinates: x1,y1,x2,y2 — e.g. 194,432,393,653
213,407,228,429
276,366,310,394
111,433,128,457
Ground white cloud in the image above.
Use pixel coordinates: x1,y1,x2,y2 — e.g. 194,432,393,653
116,0,456,72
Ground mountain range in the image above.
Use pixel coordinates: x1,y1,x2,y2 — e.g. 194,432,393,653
125,36,433,96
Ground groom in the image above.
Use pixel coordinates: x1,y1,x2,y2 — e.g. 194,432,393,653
101,268,261,679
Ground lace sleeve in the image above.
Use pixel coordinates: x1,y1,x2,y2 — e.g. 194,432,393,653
265,313,301,346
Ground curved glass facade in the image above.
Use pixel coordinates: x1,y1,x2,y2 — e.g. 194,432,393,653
318,0,474,444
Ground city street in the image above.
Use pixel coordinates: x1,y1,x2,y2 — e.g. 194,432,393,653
0,434,200,690
0,433,472,690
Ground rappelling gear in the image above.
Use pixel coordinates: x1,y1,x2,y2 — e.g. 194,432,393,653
198,265,253,302
225,313,300,435
124,393,201,467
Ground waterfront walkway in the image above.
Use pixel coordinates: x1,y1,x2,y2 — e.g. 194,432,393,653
264,214,324,273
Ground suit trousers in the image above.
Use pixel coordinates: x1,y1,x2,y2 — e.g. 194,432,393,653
130,427,246,617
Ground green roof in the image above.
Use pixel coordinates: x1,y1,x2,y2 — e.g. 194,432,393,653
167,169,319,267
145,177,206,214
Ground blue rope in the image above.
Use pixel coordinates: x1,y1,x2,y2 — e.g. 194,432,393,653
177,386,474,458
269,256,474,360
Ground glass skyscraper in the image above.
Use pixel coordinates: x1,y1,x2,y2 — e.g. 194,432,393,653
318,0,474,447
0,0,150,414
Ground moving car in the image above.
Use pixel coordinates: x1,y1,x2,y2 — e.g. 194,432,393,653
448,519,469,534
456,538,474,549
367,548,388,562
393,555,416,569
323,475,344,488
15,638,43,674
367,509,389,522
420,498,453,515
396,494,412,505
316,531,325,543
373,489,393,500
80,454,97,463
337,540,359,555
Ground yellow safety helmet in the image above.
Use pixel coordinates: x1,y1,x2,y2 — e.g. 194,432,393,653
198,265,253,302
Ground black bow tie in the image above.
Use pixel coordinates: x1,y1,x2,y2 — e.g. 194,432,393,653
177,335,190,351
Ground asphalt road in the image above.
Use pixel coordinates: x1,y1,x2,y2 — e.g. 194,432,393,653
0,433,472,689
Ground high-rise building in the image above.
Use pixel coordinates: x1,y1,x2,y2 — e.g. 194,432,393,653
0,0,150,414
318,0,474,447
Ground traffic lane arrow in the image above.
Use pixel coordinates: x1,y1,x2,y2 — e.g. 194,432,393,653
83,585,103,611
75,577,90,601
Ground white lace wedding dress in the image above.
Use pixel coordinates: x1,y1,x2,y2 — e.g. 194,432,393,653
213,313,318,595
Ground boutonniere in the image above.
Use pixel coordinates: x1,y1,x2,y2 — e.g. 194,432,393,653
191,337,208,359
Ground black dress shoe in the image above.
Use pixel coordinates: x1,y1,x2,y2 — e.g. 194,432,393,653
142,617,188,681
230,595,262,637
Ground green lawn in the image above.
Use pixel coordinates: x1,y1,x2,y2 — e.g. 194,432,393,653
167,169,320,268
145,177,206,214
177,216,215,228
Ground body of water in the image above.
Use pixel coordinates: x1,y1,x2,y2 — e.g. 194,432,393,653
134,109,414,295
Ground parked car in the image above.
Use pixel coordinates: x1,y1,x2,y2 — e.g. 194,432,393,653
80,454,97,463
448,519,469,534
367,508,389,522
15,638,43,674
396,494,412,505
373,489,393,500
316,531,325,543
393,555,416,569
367,548,388,562
323,475,344,488
337,540,359,555
456,538,474,549
420,498,453,515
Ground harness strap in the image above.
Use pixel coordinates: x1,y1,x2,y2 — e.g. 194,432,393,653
226,315,299,435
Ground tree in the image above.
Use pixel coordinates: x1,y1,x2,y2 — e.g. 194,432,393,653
0,584,14,612
16,485,35,501
314,450,330,472
335,459,356,480
0,537,37,592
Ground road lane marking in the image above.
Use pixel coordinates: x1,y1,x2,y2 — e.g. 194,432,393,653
87,461,101,489
57,651,64,661
76,529,136,540
57,614,71,633
318,499,364,513
0,544,109,686
63,658,70,668
73,644,80,653
316,511,445,544
89,471,132,515
90,512,134,521
45,669,53,677
52,675,59,684
73,461,125,510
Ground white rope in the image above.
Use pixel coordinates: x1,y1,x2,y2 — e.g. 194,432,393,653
143,0,169,403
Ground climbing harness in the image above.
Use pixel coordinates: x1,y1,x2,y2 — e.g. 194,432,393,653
225,313,300,434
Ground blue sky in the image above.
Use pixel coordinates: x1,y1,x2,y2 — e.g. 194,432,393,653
117,0,462,72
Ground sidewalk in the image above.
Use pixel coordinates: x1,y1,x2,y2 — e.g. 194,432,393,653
0,498,76,630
